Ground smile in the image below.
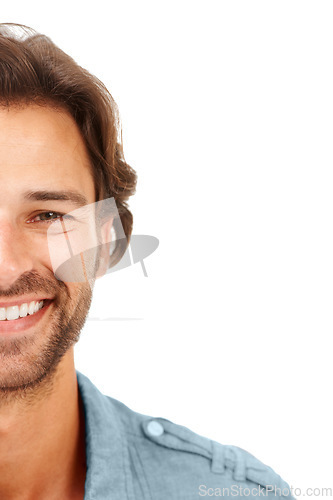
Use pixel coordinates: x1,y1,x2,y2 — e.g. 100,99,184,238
0,301,44,321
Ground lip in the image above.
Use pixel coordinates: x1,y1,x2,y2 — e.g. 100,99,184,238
0,299,53,336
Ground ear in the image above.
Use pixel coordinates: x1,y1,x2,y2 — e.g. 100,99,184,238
95,217,114,278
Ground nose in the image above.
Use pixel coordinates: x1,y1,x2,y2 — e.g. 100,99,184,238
0,222,35,290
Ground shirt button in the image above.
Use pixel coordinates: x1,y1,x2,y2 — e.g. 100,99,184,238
147,420,164,437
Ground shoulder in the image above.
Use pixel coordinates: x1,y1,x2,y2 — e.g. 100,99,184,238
106,395,294,500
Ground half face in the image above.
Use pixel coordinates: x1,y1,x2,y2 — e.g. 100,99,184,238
0,104,97,391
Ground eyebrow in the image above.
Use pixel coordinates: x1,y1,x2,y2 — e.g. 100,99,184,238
23,190,89,208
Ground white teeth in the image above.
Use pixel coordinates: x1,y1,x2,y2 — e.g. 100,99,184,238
6,306,19,321
19,303,28,318
0,300,44,321
28,302,35,315
30,301,44,315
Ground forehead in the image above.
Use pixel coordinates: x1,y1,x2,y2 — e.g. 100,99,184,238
0,105,95,203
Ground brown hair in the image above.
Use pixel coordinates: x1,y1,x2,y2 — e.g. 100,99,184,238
0,23,137,267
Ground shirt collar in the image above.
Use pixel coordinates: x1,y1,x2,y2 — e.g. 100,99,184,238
76,371,132,500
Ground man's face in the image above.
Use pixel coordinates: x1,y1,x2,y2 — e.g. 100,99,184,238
0,104,96,392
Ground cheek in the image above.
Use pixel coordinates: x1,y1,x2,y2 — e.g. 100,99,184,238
23,234,55,275
24,232,79,284
47,228,100,283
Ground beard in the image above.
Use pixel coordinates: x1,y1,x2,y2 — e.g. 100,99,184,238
0,270,92,399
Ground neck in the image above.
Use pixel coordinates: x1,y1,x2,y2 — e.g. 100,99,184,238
0,350,86,500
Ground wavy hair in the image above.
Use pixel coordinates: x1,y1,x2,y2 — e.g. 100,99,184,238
0,23,137,267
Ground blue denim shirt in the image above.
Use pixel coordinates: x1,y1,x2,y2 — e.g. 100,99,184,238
77,371,293,500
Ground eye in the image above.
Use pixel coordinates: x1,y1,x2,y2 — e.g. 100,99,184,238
35,211,63,222
27,211,74,225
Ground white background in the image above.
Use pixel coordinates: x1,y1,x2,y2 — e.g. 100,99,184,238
2,1,332,496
